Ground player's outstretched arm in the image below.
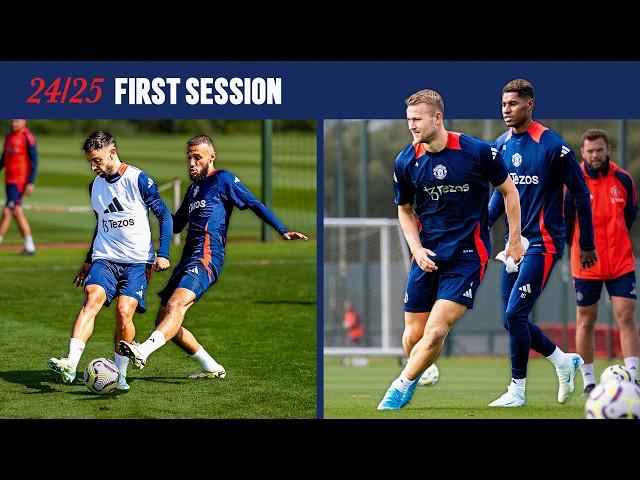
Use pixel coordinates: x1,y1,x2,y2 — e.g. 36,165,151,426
282,232,308,240
78,210,99,286
397,203,437,272
495,176,524,263
138,172,173,261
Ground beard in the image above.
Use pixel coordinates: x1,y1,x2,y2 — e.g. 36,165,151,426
190,167,208,183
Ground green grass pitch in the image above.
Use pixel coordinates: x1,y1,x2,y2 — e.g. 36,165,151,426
324,356,625,419
0,242,316,418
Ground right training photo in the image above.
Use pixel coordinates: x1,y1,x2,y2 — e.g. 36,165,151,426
323,79,640,419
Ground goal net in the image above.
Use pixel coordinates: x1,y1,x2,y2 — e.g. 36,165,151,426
324,218,410,356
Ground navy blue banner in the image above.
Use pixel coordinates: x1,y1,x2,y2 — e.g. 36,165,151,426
1,61,639,118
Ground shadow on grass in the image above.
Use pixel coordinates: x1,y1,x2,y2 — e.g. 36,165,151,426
0,371,187,396
126,376,186,385
0,370,60,394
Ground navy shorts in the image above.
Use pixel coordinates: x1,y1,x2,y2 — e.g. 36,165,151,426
158,260,222,306
86,259,152,313
573,271,637,306
5,184,25,208
404,258,486,312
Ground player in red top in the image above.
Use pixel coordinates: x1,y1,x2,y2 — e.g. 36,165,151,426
0,119,38,254
564,129,639,392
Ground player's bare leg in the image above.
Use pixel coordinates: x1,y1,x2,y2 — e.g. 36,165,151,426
13,205,35,254
0,206,13,239
378,300,465,410
120,288,226,378
48,284,106,383
402,312,428,357
150,304,226,378
576,303,598,392
403,300,466,379
113,295,138,390
612,296,639,381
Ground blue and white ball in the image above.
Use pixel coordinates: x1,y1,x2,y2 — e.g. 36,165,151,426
585,380,640,419
83,358,120,394
418,363,440,386
600,364,633,384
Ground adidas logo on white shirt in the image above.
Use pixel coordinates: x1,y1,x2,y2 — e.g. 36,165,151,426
103,197,125,214
462,289,473,299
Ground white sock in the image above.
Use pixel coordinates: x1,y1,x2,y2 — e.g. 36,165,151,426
510,378,526,390
138,330,166,358
624,356,639,381
0,235,3,244
581,363,596,386
24,235,35,251
546,346,566,368
114,352,129,377
67,337,85,369
190,346,222,371
391,372,415,393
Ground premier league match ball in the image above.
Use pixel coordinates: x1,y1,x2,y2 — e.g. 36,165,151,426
585,380,640,419
600,364,633,384
83,358,120,394
418,363,440,386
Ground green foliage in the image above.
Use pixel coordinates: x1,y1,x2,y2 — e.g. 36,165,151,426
1,130,316,243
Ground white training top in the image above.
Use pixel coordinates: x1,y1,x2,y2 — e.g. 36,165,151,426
90,164,154,264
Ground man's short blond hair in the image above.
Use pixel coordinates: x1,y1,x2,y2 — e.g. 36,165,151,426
405,89,444,114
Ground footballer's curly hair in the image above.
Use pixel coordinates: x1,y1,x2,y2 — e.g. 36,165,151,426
187,135,215,149
502,79,535,100
581,128,610,147
405,89,444,114
82,131,116,153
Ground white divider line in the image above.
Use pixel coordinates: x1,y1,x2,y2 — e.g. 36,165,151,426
0,199,93,213
1,177,179,214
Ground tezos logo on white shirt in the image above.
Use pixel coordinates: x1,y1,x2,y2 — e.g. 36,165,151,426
433,164,447,180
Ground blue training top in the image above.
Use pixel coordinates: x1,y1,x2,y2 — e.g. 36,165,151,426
488,121,594,255
394,131,509,262
173,169,288,274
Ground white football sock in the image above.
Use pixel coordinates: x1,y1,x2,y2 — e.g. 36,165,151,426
114,352,129,377
24,235,35,251
510,378,526,390
624,356,639,381
581,363,596,386
190,346,223,371
546,346,566,368
138,330,166,358
0,235,4,244
392,372,415,393
67,337,85,369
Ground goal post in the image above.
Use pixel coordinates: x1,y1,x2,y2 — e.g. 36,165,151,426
324,218,410,357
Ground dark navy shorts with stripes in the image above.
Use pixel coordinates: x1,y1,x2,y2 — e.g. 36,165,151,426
86,259,152,313
573,271,637,307
404,258,485,312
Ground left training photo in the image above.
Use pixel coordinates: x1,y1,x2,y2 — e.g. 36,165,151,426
0,119,317,418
